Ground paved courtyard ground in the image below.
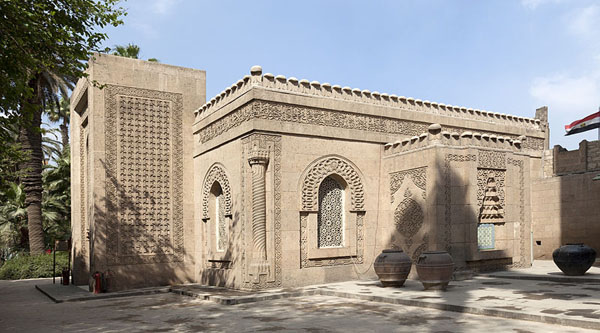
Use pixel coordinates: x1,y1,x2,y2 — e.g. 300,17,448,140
1,261,600,332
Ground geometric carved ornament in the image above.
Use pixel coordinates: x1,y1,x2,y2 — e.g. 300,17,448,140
201,163,232,221
104,85,184,264
479,173,505,224
301,156,365,212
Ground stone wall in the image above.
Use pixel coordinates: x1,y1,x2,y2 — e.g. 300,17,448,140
70,54,205,290
553,140,600,175
532,139,600,259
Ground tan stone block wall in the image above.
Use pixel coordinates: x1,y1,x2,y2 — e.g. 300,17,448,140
588,140,600,171
531,172,600,259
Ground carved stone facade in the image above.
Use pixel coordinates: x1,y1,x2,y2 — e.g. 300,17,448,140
73,59,548,291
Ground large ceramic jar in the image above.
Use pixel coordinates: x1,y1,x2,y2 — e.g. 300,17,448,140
552,243,597,276
374,249,412,287
416,251,454,290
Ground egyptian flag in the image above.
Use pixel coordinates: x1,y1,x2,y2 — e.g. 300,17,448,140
565,110,600,136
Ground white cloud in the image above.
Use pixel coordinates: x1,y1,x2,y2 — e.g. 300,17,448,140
521,0,562,10
529,70,600,147
130,22,159,39
151,0,179,15
566,4,600,39
530,72,600,111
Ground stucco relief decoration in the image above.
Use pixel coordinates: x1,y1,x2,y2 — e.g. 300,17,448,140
389,167,426,203
301,156,365,212
478,150,506,170
201,164,233,221
476,169,505,209
104,85,184,265
79,127,87,256
479,174,505,224
240,134,282,289
389,167,427,259
199,100,429,144
508,158,527,268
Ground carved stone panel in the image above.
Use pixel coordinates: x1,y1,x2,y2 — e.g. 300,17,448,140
476,169,505,208
301,156,365,212
478,150,506,170
201,164,232,221
104,85,183,265
389,167,428,261
240,134,282,289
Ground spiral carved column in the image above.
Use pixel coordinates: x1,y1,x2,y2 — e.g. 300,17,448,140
248,147,269,281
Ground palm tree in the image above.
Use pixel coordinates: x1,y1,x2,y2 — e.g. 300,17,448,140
46,98,70,151
0,182,27,257
18,71,72,254
42,151,70,245
112,43,159,62
112,43,140,58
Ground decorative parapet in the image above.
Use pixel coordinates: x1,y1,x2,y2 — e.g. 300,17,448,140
383,123,523,156
195,66,542,132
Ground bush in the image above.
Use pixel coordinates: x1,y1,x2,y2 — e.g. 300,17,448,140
0,252,69,280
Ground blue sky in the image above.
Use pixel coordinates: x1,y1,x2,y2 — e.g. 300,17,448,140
101,0,600,149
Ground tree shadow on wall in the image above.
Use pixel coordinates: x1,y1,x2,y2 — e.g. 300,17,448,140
70,158,195,292
198,210,241,288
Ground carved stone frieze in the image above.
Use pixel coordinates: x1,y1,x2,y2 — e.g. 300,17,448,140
104,85,184,265
201,164,232,220
301,156,365,212
198,100,428,144
478,150,506,169
198,101,546,153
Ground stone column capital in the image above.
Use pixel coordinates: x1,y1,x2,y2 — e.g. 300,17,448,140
248,148,269,166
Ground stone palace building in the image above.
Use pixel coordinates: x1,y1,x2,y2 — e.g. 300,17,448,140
70,54,600,291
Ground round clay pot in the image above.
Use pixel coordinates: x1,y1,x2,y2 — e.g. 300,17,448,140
374,249,412,287
416,251,454,290
552,243,596,276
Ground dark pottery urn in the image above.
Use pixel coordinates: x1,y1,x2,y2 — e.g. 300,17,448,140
552,243,596,276
374,249,412,287
416,251,454,291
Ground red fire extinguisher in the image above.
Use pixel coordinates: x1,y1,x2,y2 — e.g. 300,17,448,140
93,272,102,294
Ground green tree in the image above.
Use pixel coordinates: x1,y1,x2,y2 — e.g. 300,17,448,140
42,151,71,246
113,43,159,62
0,0,125,253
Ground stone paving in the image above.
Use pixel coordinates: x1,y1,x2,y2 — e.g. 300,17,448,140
2,260,600,332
